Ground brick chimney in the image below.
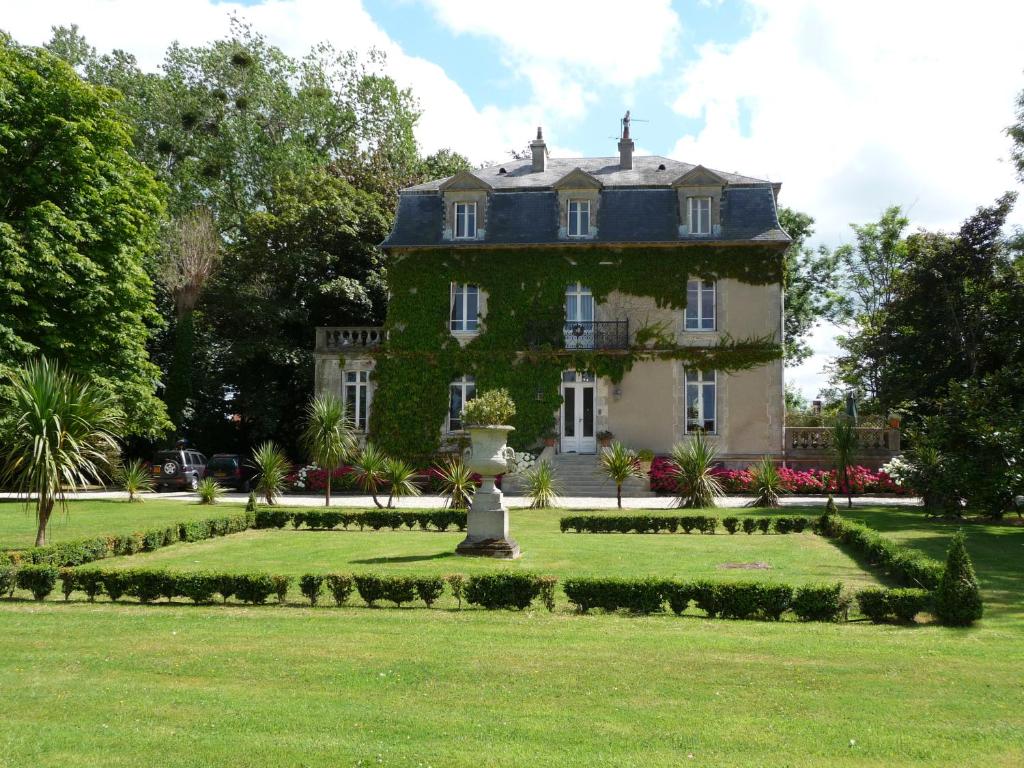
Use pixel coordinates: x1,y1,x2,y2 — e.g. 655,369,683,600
530,127,547,172
618,115,634,170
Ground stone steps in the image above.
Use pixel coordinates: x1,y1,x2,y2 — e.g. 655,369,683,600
503,453,655,498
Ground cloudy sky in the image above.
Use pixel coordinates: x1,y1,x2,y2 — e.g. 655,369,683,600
6,0,1024,398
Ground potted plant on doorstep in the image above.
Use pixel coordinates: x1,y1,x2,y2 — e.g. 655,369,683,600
456,388,520,559
597,430,615,448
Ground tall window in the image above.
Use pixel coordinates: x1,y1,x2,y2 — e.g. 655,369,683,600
344,370,371,432
685,279,716,331
454,202,477,239
450,283,479,332
568,199,590,237
448,375,476,431
685,369,716,433
688,196,711,235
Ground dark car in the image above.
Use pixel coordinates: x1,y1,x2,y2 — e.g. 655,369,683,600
151,449,207,491
204,453,256,491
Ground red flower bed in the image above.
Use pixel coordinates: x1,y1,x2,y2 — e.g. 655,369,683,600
649,457,907,495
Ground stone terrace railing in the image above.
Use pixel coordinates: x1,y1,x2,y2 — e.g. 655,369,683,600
785,427,901,469
316,326,385,352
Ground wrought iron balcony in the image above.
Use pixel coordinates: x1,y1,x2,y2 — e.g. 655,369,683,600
316,326,385,352
562,320,629,351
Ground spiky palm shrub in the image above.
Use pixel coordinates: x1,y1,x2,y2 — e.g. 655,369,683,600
747,456,784,508
670,433,723,509
433,456,474,510
351,444,388,509
196,477,224,504
117,458,153,502
383,458,421,508
251,441,290,506
935,531,983,626
522,461,561,509
831,417,858,508
300,392,356,507
598,441,643,509
0,357,122,546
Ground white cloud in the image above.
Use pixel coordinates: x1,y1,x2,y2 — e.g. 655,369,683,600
1,0,548,162
419,0,680,119
669,1,1024,245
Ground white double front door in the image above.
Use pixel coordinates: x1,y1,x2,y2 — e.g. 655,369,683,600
560,371,596,453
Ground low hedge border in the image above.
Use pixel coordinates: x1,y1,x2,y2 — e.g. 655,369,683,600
13,568,557,612
1,508,471,571
559,515,811,535
814,513,944,589
2,510,257,569
9,567,934,624
254,509,468,532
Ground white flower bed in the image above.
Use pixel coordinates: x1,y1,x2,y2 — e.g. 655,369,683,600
506,451,536,476
290,463,319,491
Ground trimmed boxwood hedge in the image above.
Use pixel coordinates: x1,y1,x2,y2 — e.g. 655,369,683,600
814,514,944,589
856,587,932,623
559,515,811,535
2,510,256,569
259,509,468,532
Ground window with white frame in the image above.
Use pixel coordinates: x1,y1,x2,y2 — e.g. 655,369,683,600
344,370,371,432
685,279,716,331
567,199,590,237
447,375,476,431
688,196,711,235
684,369,716,434
454,202,477,239
450,283,479,333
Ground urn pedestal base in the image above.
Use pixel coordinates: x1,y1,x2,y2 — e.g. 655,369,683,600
455,488,521,559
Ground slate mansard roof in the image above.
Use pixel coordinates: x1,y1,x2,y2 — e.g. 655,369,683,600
383,154,790,248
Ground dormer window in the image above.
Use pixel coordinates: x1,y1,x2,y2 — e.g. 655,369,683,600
454,202,477,239
568,199,590,238
688,196,711,235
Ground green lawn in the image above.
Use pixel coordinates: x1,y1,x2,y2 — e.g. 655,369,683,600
1,501,1022,767
83,507,879,588
0,498,244,549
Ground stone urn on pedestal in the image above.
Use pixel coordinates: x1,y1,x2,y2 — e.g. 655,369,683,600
455,388,521,559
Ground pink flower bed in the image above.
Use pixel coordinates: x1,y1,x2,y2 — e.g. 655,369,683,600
649,456,906,495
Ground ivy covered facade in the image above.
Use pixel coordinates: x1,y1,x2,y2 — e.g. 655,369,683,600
315,128,790,465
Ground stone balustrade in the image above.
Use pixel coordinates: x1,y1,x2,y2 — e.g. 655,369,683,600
316,326,385,352
785,427,900,455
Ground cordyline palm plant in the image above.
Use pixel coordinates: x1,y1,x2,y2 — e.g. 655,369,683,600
117,458,153,502
831,417,858,508
196,477,224,505
670,432,723,509
433,456,475,510
251,441,290,505
522,461,561,509
747,456,784,508
599,441,644,509
0,357,122,546
300,392,356,507
350,443,388,508
383,457,421,508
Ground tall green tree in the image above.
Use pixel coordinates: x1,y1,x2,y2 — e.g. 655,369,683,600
829,206,911,402
777,208,841,365
45,22,438,452
0,34,170,436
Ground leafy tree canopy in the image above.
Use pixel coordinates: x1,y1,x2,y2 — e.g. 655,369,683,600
0,34,170,436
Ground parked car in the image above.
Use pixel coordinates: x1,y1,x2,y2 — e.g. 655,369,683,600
151,449,207,491
204,453,256,492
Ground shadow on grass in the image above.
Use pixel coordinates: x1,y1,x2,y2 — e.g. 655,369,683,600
350,551,457,564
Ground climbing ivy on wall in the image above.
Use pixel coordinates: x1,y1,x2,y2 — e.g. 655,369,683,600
369,245,785,460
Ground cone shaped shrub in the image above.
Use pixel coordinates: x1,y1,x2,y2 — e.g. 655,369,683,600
935,531,983,626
